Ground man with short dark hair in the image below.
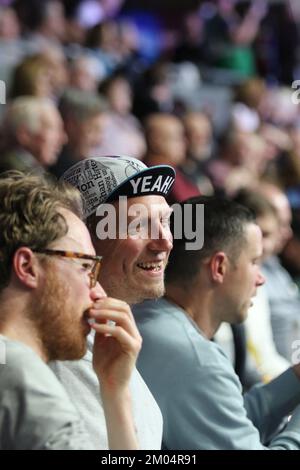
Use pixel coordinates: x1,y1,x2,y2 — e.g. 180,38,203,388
134,195,300,449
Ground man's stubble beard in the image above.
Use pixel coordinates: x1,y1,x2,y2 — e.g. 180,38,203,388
101,274,166,305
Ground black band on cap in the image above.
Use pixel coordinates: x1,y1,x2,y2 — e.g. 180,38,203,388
106,166,176,202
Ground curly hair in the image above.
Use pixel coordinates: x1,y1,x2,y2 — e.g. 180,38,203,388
0,171,83,292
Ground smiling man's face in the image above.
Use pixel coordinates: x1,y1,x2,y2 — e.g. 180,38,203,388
93,195,173,304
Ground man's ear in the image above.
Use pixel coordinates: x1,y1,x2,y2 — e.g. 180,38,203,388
12,247,40,289
209,252,228,284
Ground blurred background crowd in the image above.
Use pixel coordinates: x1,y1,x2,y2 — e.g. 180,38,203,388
1,0,300,389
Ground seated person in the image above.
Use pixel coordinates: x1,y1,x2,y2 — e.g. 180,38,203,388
0,171,141,450
134,196,300,449
51,155,175,449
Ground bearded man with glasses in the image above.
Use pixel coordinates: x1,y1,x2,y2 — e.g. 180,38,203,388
0,171,141,450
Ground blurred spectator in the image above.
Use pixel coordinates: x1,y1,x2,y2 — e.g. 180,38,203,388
61,0,87,44
234,188,290,382
0,96,66,173
183,111,213,163
259,183,300,361
235,77,266,111
144,113,200,203
117,19,145,81
231,77,266,132
9,47,68,101
258,123,293,186
82,16,143,82
285,126,300,188
70,0,106,29
144,113,186,167
50,88,108,177
203,0,267,77
255,1,299,85
260,182,293,254
9,54,53,99
181,111,214,195
280,125,300,209
173,10,205,65
259,124,292,162
0,6,23,99
96,73,146,159
42,45,68,100
62,0,125,45
260,87,299,128
72,0,125,28
68,53,105,92
206,128,269,195
0,5,20,41
133,61,179,121
281,211,300,288
14,0,66,47
85,20,121,76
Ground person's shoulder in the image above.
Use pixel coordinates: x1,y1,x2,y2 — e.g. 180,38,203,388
0,150,21,172
133,299,228,369
0,337,91,450
0,337,69,398
0,336,43,374
133,298,191,339
0,336,84,413
0,149,36,173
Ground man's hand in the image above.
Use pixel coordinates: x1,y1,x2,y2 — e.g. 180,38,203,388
89,297,142,391
88,298,141,449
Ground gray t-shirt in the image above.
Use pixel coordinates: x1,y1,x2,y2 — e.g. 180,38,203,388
50,331,163,450
0,336,93,450
133,298,300,450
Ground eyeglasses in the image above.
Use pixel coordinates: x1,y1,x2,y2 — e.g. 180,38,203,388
34,249,102,288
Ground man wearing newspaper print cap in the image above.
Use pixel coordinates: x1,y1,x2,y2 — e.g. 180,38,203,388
51,155,175,450
62,155,175,218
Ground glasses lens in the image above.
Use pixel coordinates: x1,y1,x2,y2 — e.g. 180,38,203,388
34,250,101,288
89,260,101,288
